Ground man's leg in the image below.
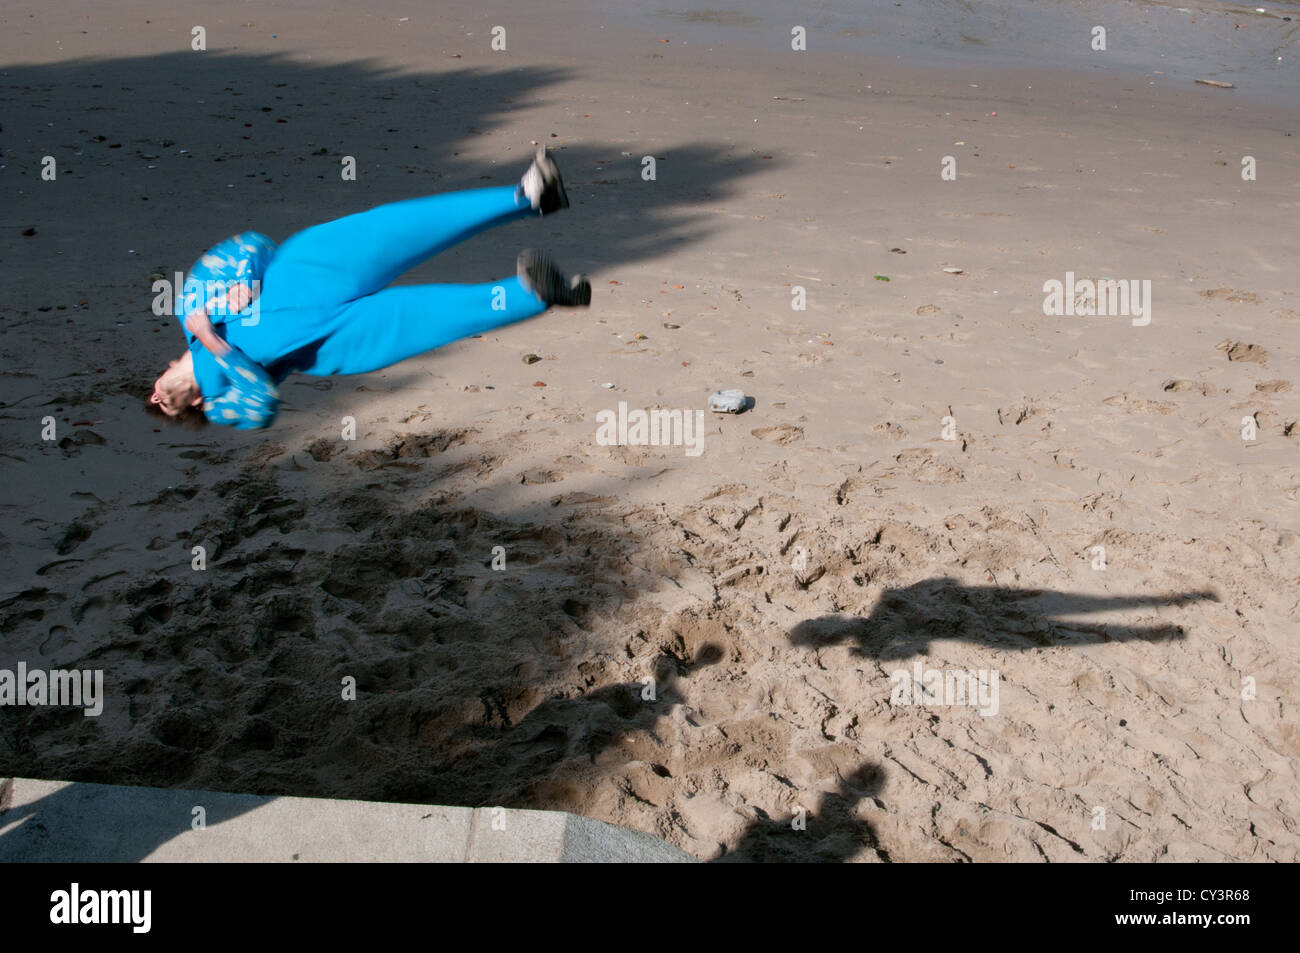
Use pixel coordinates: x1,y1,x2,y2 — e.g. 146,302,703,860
261,186,532,310
303,276,548,376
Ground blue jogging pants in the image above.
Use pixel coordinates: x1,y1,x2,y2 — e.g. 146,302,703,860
194,184,548,406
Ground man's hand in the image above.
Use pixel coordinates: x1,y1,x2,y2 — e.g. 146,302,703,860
184,307,232,357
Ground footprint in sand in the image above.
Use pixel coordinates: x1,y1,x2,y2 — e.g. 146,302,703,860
351,428,476,470
1102,393,1177,414
751,424,804,444
72,594,110,625
38,625,72,656
1200,288,1261,304
1162,379,1219,397
891,448,965,484
548,491,617,506
1255,380,1292,393
36,557,84,578
305,438,336,462
55,521,93,555
431,452,502,482
57,429,107,456
519,469,564,485
1253,409,1283,431
1218,340,1269,364
121,578,175,634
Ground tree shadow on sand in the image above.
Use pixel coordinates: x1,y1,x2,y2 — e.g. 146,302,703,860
788,576,1216,662
0,437,697,822
1,48,777,450
421,641,726,808
1,47,881,863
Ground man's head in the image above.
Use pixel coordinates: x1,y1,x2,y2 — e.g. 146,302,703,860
150,349,202,417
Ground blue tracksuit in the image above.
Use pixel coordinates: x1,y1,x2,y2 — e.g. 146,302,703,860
177,185,547,429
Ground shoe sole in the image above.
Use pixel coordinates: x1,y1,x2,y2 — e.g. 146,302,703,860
518,249,590,307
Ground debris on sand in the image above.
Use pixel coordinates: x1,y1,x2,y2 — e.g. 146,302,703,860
709,389,748,413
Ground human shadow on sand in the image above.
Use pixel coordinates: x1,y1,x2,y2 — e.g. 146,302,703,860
788,576,1216,662
712,760,889,863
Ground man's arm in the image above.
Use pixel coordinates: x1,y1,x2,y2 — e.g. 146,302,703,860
184,308,232,357
186,308,279,430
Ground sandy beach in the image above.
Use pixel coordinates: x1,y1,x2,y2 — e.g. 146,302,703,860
2,0,1298,861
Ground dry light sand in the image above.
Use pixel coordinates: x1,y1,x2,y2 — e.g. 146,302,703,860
1,1,1298,861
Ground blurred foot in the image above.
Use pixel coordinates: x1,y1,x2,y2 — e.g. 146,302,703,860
518,249,591,307
519,146,570,215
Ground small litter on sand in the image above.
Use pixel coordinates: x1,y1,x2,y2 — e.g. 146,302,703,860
709,389,748,413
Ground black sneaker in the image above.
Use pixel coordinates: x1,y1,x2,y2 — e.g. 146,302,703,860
518,249,591,307
519,146,570,215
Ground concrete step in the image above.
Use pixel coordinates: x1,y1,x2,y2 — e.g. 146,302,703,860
0,777,696,863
